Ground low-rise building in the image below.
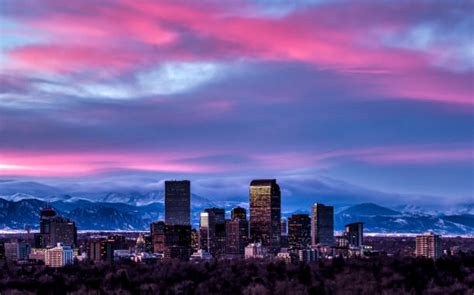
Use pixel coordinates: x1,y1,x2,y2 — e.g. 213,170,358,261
244,242,266,259
45,243,74,267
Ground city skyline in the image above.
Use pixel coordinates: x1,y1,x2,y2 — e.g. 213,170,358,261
0,1,473,211
0,1,472,293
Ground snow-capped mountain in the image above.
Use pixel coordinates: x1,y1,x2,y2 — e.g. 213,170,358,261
0,196,472,234
0,179,472,233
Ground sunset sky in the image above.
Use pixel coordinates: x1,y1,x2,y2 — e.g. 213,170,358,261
0,1,472,207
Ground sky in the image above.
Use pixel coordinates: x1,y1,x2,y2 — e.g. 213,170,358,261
0,0,473,208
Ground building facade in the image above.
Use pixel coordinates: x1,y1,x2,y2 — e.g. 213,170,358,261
151,221,166,253
231,207,247,220
249,179,281,253
345,222,364,247
34,208,77,248
416,232,442,259
225,218,249,256
288,214,311,250
244,242,266,259
45,243,74,267
311,203,334,246
164,180,191,226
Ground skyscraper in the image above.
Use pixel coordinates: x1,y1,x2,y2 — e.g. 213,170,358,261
199,208,226,257
199,211,216,254
225,218,249,256
281,218,287,236
231,207,247,220
165,180,191,226
288,214,311,250
34,208,77,248
249,179,281,253
311,203,334,246
345,222,364,247
416,232,442,259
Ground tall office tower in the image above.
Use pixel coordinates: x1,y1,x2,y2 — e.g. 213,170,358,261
231,207,247,220
205,208,226,256
150,221,166,253
225,218,249,256
165,180,191,226
50,217,77,247
34,208,77,248
34,208,57,248
416,232,442,259
164,224,192,260
199,211,216,254
311,203,334,247
249,179,281,253
288,214,311,250
281,218,287,236
345,222,364,247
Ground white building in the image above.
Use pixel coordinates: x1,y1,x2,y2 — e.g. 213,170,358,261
190,249,212,261
45,243,74,267
244,242,266,259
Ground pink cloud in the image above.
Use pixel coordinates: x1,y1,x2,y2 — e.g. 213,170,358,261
251,145,473,170
0,150,226,177
3,1,473,104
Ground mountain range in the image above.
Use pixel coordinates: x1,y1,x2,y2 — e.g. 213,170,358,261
0,179,472,234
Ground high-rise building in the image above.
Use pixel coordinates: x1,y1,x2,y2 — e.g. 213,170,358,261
345,222,364,247
165,180,191,226
34,208,77,248
150,221,166,253
206,208,226,256
163,224,192,260
45,243,74,267
416,232,442,259
231,207,247,220
225,218,249,256
311,203,334,246
281,218,287,236
288,214,311,250
249,179,281,253
199,208,226,257
199,211,216,254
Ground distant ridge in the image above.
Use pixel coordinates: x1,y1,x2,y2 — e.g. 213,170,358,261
0,197,472,234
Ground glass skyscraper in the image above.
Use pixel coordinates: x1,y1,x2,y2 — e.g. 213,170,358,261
311,203,334,246
164,180,191,226
249,179,281,253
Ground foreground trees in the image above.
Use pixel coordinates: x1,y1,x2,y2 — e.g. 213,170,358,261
0,252,473,294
